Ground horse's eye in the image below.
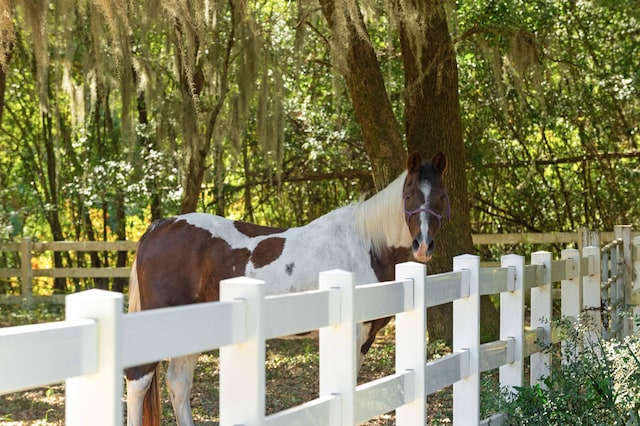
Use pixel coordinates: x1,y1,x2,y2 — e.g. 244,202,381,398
440,194,447,202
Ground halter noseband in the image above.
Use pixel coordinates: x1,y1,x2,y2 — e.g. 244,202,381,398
404,192,451,222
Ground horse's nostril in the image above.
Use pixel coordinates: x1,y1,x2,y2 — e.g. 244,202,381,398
412,233,422,251
427,239,435,253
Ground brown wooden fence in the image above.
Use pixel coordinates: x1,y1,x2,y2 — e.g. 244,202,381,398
1,228,638,305
0,239,136,304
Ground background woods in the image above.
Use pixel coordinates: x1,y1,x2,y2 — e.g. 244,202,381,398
0,0,638,339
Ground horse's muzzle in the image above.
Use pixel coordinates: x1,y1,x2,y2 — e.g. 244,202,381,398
412,233,435,263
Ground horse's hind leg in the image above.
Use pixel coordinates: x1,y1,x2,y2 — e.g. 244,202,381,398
125,367,156,426
166,353,199,426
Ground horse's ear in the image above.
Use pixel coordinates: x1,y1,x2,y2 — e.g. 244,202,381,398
407,151,422,172
431,152,447,174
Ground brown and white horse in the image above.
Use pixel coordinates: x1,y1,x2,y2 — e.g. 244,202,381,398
125,151,448,426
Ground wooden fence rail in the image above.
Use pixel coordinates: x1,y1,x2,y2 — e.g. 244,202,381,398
0,239,137,304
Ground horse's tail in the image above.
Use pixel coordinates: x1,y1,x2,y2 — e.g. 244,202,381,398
128,258,141,313
142,371,161,426
128,258,161,426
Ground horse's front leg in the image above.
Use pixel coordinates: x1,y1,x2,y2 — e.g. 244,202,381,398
357,318,392,372
166,353,199,426
356,322,372,371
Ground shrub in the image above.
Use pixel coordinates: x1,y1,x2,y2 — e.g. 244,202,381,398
500,316,640,425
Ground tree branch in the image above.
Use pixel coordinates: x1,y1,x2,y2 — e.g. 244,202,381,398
482,150,640,169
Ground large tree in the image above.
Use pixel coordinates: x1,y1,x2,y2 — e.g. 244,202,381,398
319,0,499,343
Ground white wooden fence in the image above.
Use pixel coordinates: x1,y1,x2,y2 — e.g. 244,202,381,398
1,246,638,425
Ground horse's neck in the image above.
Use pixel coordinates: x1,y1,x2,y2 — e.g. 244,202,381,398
354,172,412,252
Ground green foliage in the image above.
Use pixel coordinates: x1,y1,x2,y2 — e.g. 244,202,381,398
499,317,640,425
0,303,64,327
0,0,373,244
1,0,638,261
455,0,640,236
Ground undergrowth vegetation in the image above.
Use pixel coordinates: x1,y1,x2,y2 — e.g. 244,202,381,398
499,316,640,425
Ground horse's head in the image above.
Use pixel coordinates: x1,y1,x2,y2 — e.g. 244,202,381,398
402,152,448,262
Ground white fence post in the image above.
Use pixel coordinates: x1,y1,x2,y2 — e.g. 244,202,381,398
65,289,123,426
561,248,582,320
499,254,524,396
633,236,640,333
219,277,266,426
582,246,602,346
530,251,552,387
615,225,632,336
561,248,581,362
319,269,356,426
452,254,480,424
395,261,427,425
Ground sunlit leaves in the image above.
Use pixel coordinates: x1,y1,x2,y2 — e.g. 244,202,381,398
456,0,640,234
1,0,638,245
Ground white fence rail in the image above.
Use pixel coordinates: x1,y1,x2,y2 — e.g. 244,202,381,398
0,246,633,425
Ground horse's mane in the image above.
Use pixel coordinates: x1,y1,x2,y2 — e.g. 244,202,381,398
353,171,411,254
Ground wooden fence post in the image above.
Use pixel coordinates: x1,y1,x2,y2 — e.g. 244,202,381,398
530,251,552,387
219,277,266,426
395,261,427,425
500,254,524,397
452,254,480,424
319,269,356,426
65,289,123,426
20,238,32,306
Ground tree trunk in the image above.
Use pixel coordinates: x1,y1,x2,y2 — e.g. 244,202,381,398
0,47,10,126
180,132,207,214
83,210,103,291
134,84,163,220
113,190,127,293
177,8,235,214
319,0,406,188
0,1,13,127
42,111,67,293
397,0,499,344
321,0,500,345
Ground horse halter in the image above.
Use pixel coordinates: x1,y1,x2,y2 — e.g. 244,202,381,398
404,192,451,223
